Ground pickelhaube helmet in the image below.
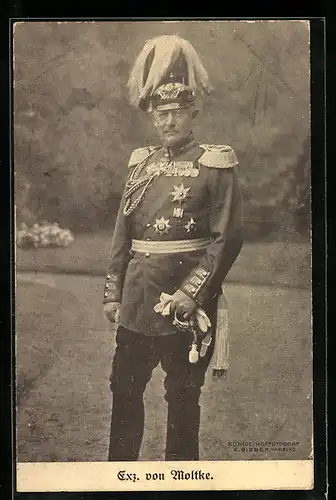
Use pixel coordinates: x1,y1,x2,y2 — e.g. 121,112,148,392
127,35,212,112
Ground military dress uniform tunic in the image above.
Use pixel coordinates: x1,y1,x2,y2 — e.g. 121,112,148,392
104,135,243,462
103,137,243,335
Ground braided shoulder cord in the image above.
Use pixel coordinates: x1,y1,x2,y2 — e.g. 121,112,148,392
123,149,159,217
124,174,158,216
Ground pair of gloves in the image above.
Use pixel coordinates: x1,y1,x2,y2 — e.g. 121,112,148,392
154,291,212,364
104,289,198,324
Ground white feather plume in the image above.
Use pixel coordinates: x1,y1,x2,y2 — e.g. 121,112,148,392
127,35,212,108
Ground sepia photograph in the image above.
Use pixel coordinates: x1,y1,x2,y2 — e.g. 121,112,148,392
13,19,313,491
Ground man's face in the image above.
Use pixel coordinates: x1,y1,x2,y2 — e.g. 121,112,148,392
151,107,197,147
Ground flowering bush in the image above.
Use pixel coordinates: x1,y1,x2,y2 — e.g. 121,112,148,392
16,222,74,249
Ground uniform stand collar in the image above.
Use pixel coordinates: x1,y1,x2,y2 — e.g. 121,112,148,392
163,133,196,159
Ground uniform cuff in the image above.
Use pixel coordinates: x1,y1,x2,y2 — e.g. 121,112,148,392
180,266,211,302
103,272,123,303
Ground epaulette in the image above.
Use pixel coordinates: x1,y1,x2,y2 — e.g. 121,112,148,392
128,146,161,167
198,144,238,169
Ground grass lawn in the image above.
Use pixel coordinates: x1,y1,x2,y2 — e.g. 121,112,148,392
16,274,313,462
16,232,311,289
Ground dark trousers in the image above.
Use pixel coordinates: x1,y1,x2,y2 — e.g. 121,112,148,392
108,325,214,461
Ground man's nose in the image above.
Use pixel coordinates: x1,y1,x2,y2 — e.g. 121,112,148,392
165,112,175,125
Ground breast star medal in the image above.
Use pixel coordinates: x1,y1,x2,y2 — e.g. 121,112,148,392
184,217,196,233
153,217,172,235
170,183,191,204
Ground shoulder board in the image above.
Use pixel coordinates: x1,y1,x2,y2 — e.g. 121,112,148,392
128,146,161,168
198,144,238,169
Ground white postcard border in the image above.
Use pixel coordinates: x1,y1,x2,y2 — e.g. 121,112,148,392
17,460,314,492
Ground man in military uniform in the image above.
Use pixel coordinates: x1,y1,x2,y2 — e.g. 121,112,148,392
103,35,243,461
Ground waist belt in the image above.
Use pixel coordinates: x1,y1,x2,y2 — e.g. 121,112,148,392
131,238,210,254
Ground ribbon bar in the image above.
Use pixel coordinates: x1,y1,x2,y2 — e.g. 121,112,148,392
131,238,210,254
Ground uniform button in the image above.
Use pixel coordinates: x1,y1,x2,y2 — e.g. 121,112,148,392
145,252,150,257
146,223,151,228
179,261,183,265
147,237,151,241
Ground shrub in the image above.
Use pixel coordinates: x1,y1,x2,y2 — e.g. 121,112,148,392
17,222,74,249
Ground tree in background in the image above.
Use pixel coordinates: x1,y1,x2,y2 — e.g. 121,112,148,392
285,136,311,237
13,21,310,239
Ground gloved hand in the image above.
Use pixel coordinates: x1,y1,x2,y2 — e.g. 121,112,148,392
104,302,120,324
154,292,211,332
169,289,197,320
